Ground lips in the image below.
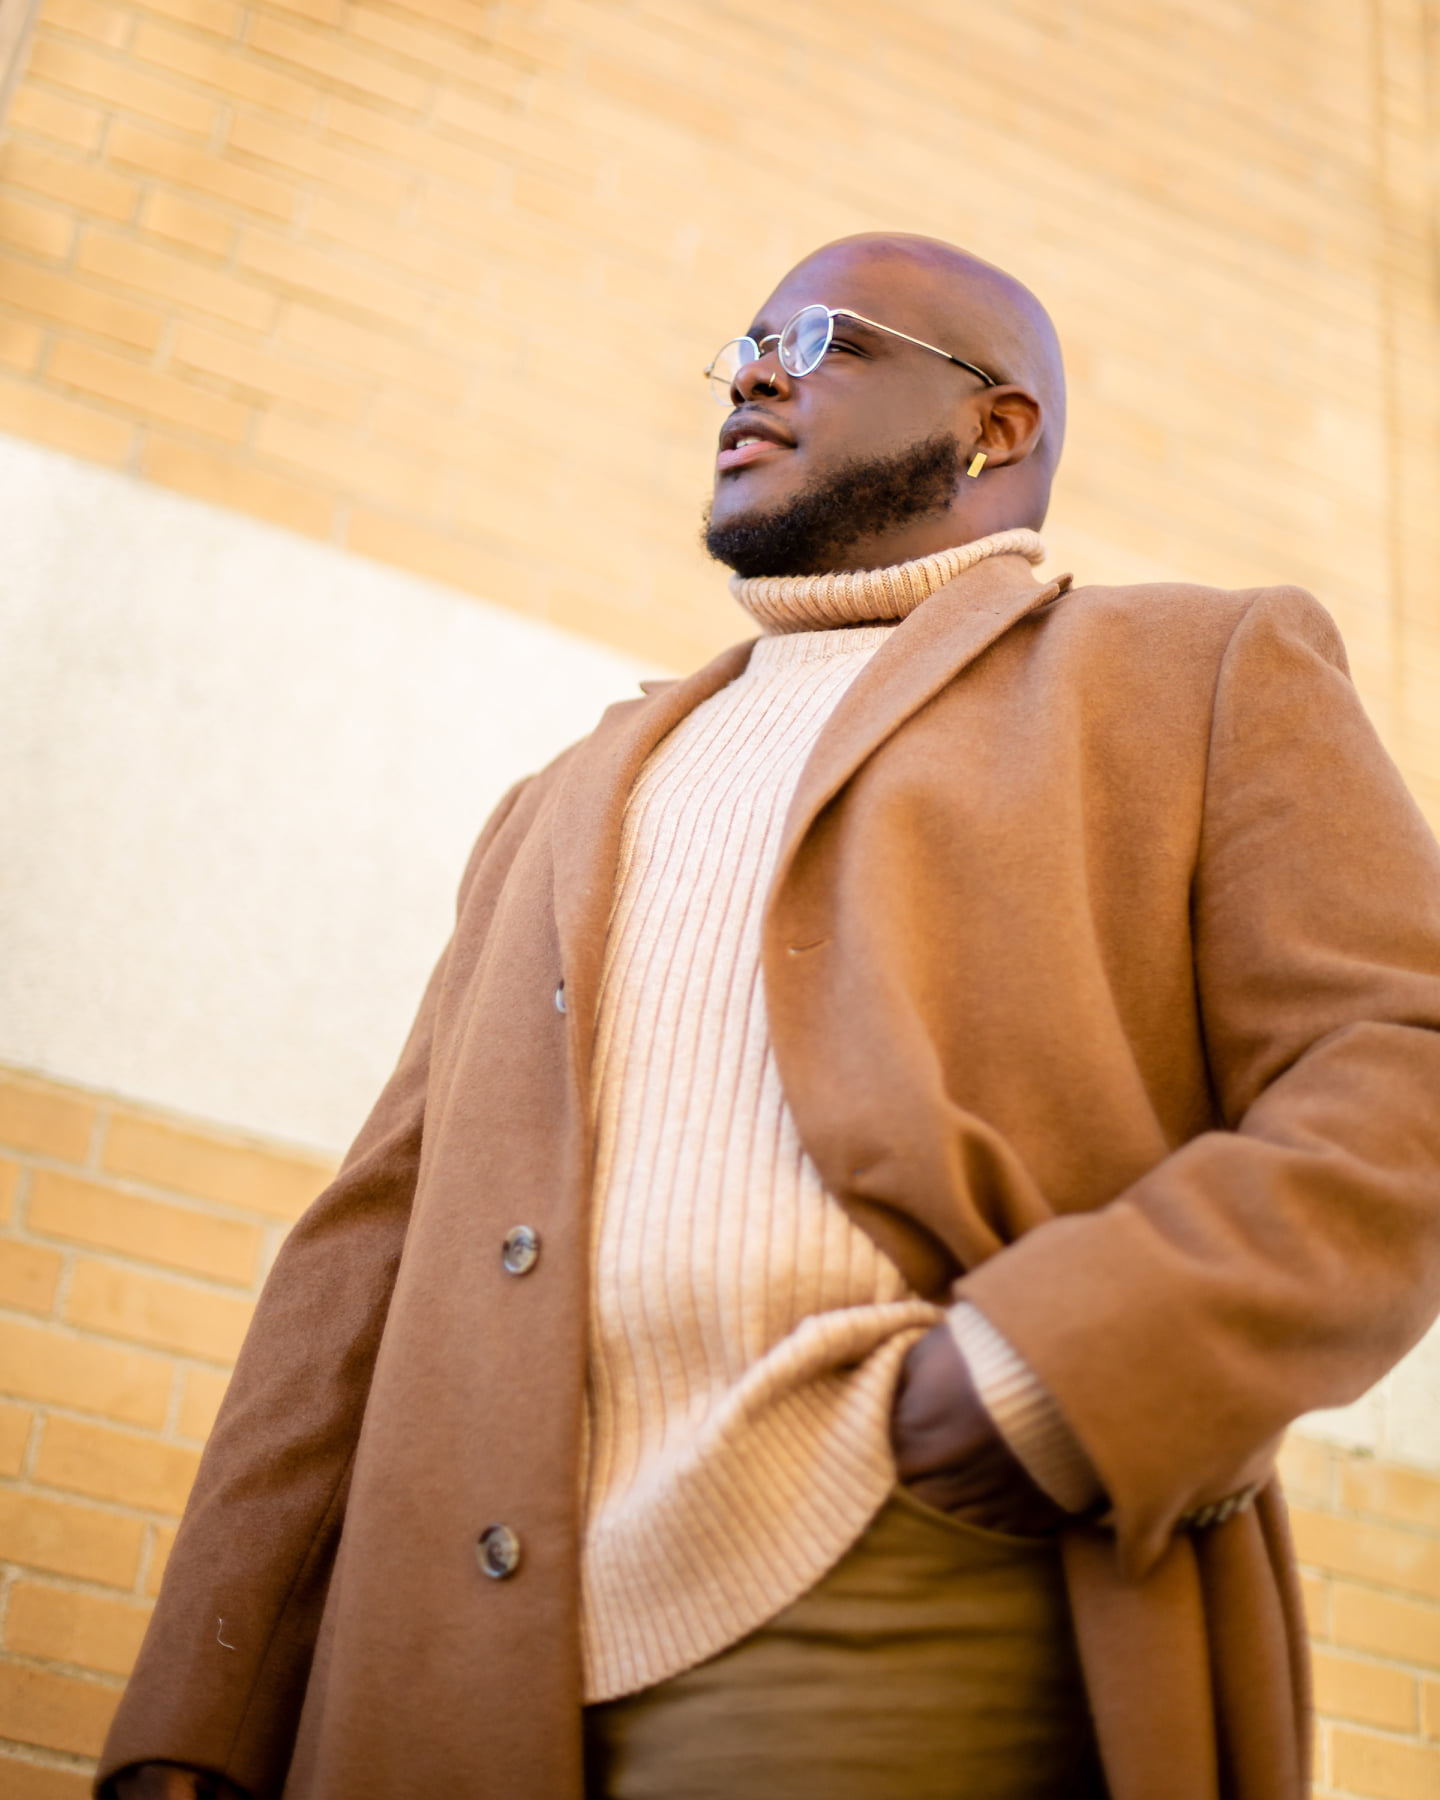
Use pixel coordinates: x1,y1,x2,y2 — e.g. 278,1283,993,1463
717,409,794,473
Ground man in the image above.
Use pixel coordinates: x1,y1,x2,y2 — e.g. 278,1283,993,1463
101,234,1440,1800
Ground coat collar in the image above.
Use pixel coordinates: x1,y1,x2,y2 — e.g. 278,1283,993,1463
549,553,1071,1094
550,637,753,1094
771,553,1071,888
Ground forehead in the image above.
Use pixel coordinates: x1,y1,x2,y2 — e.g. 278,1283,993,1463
750,244,953,337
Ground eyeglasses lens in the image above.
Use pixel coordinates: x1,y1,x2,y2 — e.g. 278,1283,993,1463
779,305,832,376
708,337,757,405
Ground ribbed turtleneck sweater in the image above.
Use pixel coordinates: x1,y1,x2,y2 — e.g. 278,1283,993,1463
581,534,1096,1705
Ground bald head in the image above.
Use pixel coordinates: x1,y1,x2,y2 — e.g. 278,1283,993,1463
808,233,1067,480
706,232,1066,577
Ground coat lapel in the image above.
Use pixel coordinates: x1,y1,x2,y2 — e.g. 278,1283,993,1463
549,638,753,1093
773,555,1072,885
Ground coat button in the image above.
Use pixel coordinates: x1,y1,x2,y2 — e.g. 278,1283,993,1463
554,981,567,1014
501,1225,540,1276
476,1523,521,1580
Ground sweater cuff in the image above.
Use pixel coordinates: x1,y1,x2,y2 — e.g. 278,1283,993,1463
946,1300,1103,1514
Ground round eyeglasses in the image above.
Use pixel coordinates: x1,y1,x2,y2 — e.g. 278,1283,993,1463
704,302,998,406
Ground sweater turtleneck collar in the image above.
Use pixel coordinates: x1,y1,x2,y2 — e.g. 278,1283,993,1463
729,529,1047,635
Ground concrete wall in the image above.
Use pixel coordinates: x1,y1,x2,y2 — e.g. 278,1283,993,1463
1,434,648,1151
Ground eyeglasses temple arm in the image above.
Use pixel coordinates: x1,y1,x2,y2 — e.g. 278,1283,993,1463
837,310,998,387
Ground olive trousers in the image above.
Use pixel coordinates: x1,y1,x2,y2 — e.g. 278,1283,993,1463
583,1486,1106,1800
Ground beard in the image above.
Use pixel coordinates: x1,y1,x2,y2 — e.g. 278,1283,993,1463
703,431,963,579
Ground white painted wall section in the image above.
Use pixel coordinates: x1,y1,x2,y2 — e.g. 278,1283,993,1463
0,435,655,1152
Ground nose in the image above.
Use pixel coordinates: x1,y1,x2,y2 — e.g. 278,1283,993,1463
733,350,788,406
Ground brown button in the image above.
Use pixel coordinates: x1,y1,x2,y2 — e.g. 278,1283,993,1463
476,1523,521,1580
501,1225,540,1276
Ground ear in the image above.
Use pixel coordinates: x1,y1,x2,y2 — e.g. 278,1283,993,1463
970,386,1044,468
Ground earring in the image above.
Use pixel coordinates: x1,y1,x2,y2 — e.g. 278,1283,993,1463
966,452,986,478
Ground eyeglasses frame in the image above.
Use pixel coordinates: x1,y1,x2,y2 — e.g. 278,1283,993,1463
704,303,999,404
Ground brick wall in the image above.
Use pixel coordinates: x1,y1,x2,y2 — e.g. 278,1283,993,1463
0,1060,1437,1796
1282,1436,1440,1799
0,0,1436,801
0,1065,334,1795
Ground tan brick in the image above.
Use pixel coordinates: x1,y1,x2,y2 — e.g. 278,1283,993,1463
302,190,482,289
0,1240,64,1316
65,1257,253,1362
278,301,456,398
0,1315,172,1427
6,1580,153,1677
1333,1582,1440,1673
323,94,505,195
342,11,526,103
0,1752,93,1800
367,0,514,38
0,258,163,352
135,0,241,36
238,230,425,329
1423,1677,1440,1739
584,52,735,142
26,38,219,138
0,1071,97,1162
1313,1647,1419,1732
48,338,252,443
0,1155,20,1221
108,120,297,220
0,373,134,462
169,320,362,421
177,1365,229,1440
132,19,319,118
40,0,131,49
0,1662,119,1758
5,83,107,149
247,15,428,109
144,1521,176,1596
0,1399,35,1475
1330,1726,1440,1799
36,1414,201,1515
257,414,443,517
29,1168,262,1285
227,113,410,209
141,188,235,259
1301,1571,1330,1639
0,194,75,262
1292,1506,1440,1605
0,140,139,222
249,0,332,21
0,1488,144,1586
142,432,336,537
75,230,276,332
1340,1461,1440,1536
429,84,595,181
103,1111,332,1220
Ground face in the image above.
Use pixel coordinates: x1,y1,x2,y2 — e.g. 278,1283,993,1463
707,244,993,545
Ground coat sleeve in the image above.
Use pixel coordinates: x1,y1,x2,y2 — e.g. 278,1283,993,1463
961,587,1440,1574
96,779,533,1799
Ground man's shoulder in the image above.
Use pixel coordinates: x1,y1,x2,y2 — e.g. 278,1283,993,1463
1043,575,1342,667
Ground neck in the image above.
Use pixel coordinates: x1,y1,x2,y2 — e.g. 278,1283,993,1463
729,529,1047,635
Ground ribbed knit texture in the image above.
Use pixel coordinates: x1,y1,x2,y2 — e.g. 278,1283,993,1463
947,1301,1101,1513
582,623,942,1702
582,534,1082,1705
730,528,1047,632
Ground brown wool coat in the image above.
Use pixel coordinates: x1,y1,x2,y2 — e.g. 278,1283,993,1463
99,555,1440,1800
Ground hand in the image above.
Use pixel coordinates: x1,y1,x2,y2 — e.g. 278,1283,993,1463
110,1765,249,1800
890,1321,1070,1536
